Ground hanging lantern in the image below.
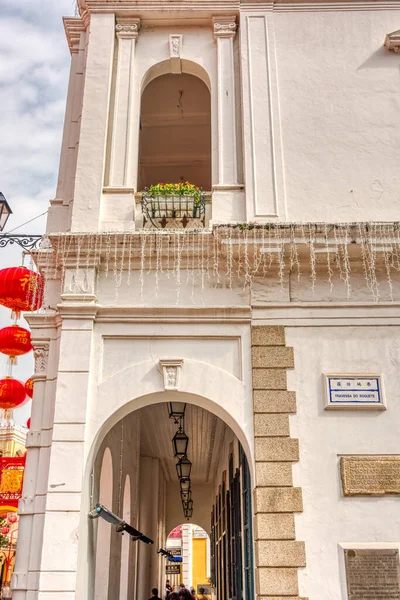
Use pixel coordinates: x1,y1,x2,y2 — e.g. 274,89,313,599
181,489,192,503
184,508,193,519
168,402,186,424
182,499,194,512
26,418,31,429
0,325,32,364
172,429,189,458
25,377,34,399
180,478,191,493
176,456,192,481
0,378,26,409
0,266,44,318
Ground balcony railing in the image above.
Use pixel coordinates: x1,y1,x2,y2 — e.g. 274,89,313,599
141,190,206,229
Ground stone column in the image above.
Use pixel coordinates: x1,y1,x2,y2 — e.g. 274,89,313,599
102,19,140,231
181,524,192,589
251,326,307,599
137,457,160,599
211,16,245,223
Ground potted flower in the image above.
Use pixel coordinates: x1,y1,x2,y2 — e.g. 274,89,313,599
142,182,203,220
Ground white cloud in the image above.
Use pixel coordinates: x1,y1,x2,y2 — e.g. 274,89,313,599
0,1,75,423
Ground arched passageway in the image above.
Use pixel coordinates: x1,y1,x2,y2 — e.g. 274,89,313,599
138,73,212,191
89,402,254,600
166,524,210,593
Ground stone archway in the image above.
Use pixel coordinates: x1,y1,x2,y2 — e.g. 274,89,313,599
85,398,255,600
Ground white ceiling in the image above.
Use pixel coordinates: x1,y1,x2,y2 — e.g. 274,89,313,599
139,403,228,484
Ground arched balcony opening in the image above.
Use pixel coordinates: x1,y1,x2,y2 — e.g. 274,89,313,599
138,73,211,228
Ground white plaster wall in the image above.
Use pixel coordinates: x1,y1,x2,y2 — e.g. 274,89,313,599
272,9,400,222
86,319,254,471
287,326,400,600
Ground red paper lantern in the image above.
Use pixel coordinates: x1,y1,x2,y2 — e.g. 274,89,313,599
7,514,17,525
26,418,31,429
25,377,34,399
0,527,10,535
0,266,44,318
0,325,32,364
0,378,26,410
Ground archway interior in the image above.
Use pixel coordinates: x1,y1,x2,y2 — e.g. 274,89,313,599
166,524,210,593
138,73,212,191
91,402,254,600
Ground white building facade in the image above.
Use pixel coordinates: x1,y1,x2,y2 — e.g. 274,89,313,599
11,1,400,599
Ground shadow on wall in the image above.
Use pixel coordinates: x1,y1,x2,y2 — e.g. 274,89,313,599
357,46,400,70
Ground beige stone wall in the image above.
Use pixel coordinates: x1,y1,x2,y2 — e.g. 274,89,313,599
252,326,306,600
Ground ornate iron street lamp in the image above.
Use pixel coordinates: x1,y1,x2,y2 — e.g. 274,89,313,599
0,192,42,249
176,456,192,480
0,194,12,232
168,402,186,424
172,427,189,458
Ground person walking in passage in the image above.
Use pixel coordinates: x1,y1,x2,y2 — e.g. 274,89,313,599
178,589,192,600
165,579,172,599
148,588,162,600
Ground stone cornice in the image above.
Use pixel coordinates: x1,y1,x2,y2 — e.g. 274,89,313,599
385,30,400,52
95,305,252,323
63,17,87,55
76,0,400,15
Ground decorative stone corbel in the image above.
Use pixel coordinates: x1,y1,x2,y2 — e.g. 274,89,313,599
33,343,50,380
169,34,183,73
63,16,86,55
385,30,400,52
159,359,184,391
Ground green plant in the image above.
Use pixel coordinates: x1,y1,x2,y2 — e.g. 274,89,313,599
146,181,202,205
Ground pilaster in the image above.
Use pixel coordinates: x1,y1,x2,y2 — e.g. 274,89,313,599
71,12,115,232
211,16,245,224
31,305,97,599
252,326,307,600
49,19,88,233
12,316,60,600
103,18,141,231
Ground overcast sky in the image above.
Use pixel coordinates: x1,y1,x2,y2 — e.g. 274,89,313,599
0,0,75,423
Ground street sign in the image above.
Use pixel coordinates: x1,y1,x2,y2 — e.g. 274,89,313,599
166,565,181,575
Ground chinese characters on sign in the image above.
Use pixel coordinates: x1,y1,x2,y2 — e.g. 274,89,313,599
324,374,385,410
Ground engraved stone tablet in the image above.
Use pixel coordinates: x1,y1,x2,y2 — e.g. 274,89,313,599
341,456,400,496
345,549,400,599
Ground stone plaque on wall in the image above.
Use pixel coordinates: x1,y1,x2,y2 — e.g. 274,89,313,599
340,456,400,496
345,549,400,599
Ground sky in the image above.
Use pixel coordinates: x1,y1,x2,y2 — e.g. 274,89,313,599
0,0,75,423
